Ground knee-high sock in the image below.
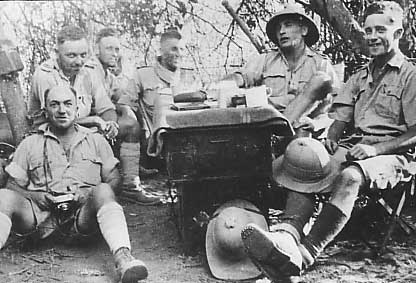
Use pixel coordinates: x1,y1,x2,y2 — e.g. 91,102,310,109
0,212,12,250
275,191,315,243
302,203,348,259
97,202,131,254
119,142,141,187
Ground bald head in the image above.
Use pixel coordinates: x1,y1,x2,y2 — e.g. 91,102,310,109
45,86,78,130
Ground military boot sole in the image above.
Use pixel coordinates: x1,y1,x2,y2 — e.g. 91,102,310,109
119,259,148,283
241,225,301,281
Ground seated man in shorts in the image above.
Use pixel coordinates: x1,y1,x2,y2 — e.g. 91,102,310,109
0,85,148,283
241,2,416,282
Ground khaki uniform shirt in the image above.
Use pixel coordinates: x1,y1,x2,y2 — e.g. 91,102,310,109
6,123,119,194
118,59,181,132
236,48,340,111
332,52,416,136
84,56,137,104
28,58,115,124
83,56,114,97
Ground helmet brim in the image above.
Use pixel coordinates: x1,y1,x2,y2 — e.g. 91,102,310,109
266,12,319,47
272,153,341,193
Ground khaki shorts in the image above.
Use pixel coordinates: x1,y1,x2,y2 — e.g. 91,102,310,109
330,146,413,191
16,194,98,240
353,155,413,190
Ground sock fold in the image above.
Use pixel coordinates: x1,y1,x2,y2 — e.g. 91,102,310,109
119,142,141,186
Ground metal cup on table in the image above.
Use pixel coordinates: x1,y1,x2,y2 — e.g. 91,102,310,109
217,80,238,108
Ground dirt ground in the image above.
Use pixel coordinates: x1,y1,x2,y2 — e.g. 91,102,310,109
0,174,415,283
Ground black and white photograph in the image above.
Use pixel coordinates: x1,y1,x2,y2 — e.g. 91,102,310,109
0,0,415,282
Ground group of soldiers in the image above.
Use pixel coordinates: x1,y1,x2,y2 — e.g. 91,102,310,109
0,23,188,283
0,0,415,283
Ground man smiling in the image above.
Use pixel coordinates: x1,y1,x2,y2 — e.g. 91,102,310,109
118,28,185,135
83,27,160,203
29,25,119,141
242,2,416,282
1,85,148,283
227,4,340,129
29,26,160,204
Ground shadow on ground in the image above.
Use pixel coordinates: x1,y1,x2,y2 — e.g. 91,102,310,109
0,174,415,283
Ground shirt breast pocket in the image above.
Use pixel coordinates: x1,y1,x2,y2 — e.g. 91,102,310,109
263,72,286,97
142,85,164,105
28,157,49,187
79,154,102,186
374,84,402,120
297,71,313,91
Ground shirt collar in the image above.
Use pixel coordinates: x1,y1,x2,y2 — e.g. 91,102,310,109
155,57,181,85
38,123,89,145
304,47,315,58
361,51,406,80
385,51,406,68
49,57,71,82
276,46,315,71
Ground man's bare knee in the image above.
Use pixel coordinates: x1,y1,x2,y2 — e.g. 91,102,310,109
118,115,141,141
332,166,364,201
0,189,25,215
90,183,116,208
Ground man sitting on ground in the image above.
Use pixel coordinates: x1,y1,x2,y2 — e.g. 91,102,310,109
1,85,148,283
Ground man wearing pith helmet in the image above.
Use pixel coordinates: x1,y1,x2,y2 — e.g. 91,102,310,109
227,3,340,131
242,2,416,282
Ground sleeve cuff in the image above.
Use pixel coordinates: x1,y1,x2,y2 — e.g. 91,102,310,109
102,156,119,174
5,162,29,185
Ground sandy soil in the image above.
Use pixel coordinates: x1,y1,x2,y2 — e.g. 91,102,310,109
0,174,415,283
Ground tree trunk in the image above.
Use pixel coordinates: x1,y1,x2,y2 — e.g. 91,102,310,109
0,24,30,146
308,0,368,54
0,75,29,145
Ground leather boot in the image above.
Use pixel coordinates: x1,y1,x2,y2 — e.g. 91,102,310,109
114,247,148,283
122,177,162,206
241,223,302,282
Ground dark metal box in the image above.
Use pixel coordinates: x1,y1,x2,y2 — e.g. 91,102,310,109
164,125,274,183
160,107,293,250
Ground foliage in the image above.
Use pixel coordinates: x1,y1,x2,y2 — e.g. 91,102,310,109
233,0,416,80
3,0,416,95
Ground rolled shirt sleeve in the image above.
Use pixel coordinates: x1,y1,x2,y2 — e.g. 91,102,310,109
331,72,360,123
28,68,56,124
235,53,267,88
323,59,342,96
401,68,416,128
93,133,119,178
5,138,31,187
117,77,140,112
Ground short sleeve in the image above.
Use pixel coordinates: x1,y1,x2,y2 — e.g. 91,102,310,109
5,138,32,187
323,60,342,95
117,78,139,107
93,134,119,177
235,53,267,88
333,72,360,107
330,72,361,123
402,67,416,128
29,68,54,115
